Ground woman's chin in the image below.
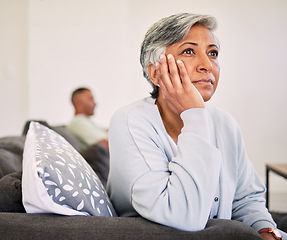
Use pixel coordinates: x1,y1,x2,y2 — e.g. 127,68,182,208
200,92,214,102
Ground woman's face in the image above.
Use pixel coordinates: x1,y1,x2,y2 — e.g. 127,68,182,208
165,24,220,102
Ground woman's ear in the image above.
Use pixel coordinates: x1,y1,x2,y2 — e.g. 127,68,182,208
148,63,158,86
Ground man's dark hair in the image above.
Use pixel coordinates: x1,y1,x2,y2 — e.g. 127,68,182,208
71,87,90,105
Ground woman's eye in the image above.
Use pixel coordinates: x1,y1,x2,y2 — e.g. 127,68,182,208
208,50,218,57
182,48,194,55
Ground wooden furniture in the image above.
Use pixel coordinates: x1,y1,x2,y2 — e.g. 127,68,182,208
265,163,287,209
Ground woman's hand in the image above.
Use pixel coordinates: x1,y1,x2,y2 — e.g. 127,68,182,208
260,232,279,240
156,54,204,115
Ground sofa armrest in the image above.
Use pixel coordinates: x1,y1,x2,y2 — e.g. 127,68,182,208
0,213,262,240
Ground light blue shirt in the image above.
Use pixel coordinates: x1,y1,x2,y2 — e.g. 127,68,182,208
67,114,108,149
107,97,277,232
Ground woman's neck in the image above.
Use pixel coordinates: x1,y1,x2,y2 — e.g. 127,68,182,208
155,97,183,144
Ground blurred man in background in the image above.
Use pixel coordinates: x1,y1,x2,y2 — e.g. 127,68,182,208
67,87,108,150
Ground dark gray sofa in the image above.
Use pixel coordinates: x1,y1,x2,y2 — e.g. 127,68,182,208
0,121,285,240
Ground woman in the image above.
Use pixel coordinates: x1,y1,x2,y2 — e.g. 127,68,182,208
107,13,286,239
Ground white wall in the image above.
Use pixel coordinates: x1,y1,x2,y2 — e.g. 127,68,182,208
0,0,28,137
2,0,287,193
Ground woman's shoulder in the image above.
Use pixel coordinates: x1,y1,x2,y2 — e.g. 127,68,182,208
112,97,156,118
206,104,240,130
110,97,159,126
206,104,235,120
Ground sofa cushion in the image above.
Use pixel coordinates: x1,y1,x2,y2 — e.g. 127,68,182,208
0,171,25,212
0,136,25,179
271,211,287,232
22,121,116,217
81,143,110,188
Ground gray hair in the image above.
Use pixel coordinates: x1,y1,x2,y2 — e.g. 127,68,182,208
140,13,217,98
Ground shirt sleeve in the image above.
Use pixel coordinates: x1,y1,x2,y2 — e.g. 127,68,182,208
108,107,222,231
230,120,276,231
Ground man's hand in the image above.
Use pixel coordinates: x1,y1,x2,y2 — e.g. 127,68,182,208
98,139,109,150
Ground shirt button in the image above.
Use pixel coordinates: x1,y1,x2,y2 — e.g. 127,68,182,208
214,197,219,202
213,215,217,219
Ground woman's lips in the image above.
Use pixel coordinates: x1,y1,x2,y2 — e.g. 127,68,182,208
192,79,213,86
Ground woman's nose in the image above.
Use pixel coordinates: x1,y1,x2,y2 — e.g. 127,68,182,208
196,54,213,72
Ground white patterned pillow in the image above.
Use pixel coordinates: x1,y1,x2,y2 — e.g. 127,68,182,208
22,122,116,217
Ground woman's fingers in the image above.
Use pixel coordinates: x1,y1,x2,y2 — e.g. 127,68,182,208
155,60,167,93
157,54,181,89
157,55,172,90
166,54,182,89
176,59,189,87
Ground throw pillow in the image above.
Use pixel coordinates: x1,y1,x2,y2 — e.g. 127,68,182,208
52,125,82,152
22,121,117,217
